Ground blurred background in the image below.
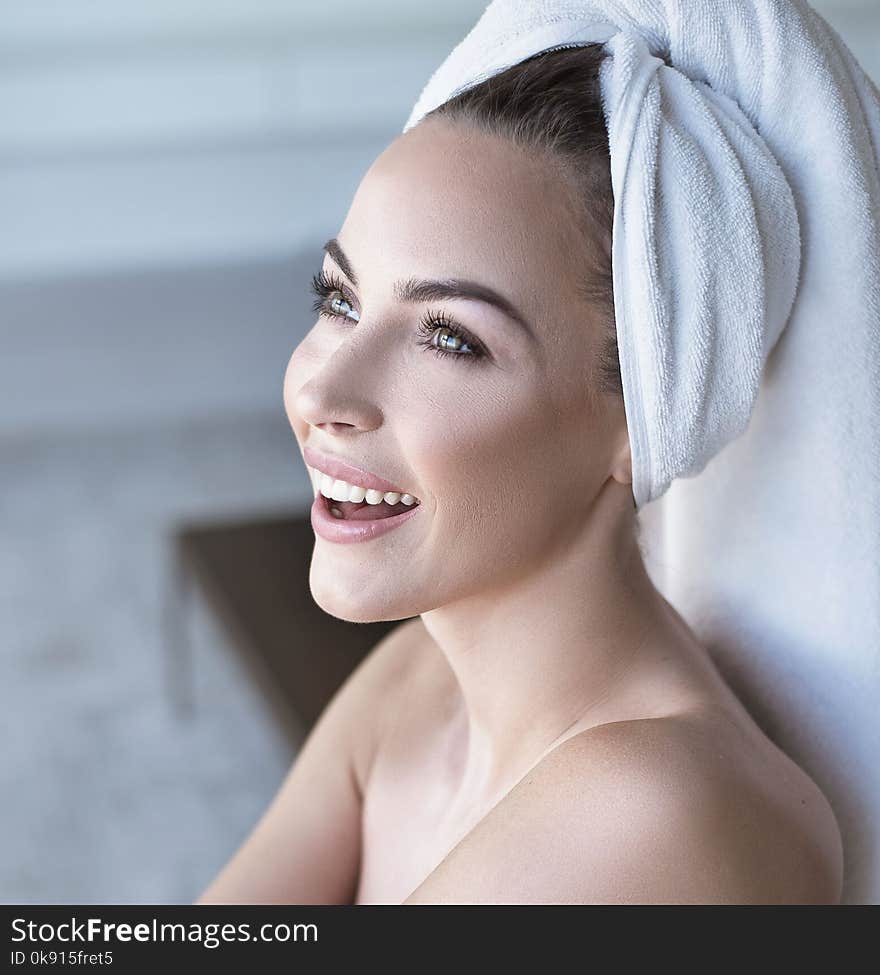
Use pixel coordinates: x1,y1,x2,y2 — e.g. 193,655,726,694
1,0,877,904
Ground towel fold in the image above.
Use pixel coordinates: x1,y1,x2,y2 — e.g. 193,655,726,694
403,0,880,903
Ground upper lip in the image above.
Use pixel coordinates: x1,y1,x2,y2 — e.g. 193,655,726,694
302,445,418,499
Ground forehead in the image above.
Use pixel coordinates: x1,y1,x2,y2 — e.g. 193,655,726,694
338,119,591,328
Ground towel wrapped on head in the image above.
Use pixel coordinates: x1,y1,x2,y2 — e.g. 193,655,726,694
402,0,880,903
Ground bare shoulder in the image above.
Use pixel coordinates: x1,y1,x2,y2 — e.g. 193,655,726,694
542,714,843,902
193,615,431,906
404,711,844,905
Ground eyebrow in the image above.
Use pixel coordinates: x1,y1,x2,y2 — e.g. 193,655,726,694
321,237,535,341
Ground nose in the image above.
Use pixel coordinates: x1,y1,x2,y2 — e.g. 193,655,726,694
288,324,386,435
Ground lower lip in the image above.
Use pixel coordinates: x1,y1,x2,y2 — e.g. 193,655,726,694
310,491,422,544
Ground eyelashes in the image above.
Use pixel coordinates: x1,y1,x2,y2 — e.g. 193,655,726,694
308,268,488,366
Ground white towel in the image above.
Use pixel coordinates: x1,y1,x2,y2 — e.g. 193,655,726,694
403,0,880,903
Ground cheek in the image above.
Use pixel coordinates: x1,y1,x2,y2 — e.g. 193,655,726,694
411,380,567,518
410,374,605,541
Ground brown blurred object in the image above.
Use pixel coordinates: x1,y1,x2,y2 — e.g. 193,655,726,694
164,511,405,748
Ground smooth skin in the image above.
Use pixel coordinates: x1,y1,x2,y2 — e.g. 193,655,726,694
195,118,843,905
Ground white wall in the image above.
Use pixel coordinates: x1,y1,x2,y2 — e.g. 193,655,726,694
0,0,481,279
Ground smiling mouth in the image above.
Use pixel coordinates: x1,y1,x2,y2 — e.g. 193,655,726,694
308,462,420,521
321,493,420,522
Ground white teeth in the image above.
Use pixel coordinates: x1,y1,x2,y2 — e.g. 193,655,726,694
330,478,350,502
319,473,335,499
307,465,419,506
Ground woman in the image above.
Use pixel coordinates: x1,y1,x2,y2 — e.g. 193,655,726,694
195,44,843,905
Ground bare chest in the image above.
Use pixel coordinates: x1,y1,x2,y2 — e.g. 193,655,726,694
353,704,599,904
354,732,502,905
355,790,452,903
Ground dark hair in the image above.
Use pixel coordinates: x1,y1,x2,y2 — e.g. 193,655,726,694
419,44,621,398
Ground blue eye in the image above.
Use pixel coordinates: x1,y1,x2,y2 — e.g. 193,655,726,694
309,270,359,322
308,268,488,366
414,309,486,364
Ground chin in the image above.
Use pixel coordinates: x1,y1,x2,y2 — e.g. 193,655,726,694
308,558,420,624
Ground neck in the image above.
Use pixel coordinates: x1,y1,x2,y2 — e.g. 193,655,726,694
419,486,667,796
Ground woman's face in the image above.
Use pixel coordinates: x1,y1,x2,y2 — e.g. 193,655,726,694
284,118,631,622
